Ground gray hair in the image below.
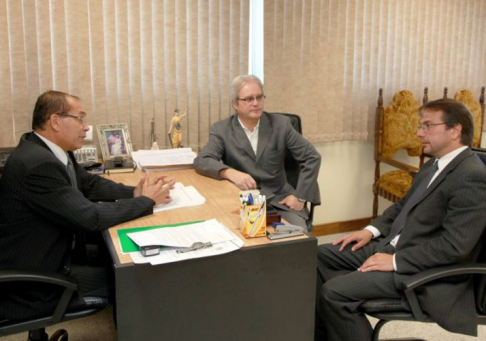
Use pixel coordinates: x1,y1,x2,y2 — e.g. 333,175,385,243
230,75,264,106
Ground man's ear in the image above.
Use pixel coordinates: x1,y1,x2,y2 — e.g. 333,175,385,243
232,101,238,111
451,124,462,141
49,114,62,132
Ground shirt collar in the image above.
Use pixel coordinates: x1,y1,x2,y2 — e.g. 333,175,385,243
435,146,468,172
34,132,69,166
237,116,260,134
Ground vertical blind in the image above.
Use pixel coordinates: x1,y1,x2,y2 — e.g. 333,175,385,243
264,0,486,142
0,0,249,149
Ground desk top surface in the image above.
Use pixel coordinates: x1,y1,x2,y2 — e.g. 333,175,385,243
104,168,310,264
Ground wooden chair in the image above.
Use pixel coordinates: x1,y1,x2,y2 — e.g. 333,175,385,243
372,89,424,218
454,87,485,148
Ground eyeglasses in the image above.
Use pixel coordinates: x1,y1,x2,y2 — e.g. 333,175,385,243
59,113,88,126
237,95,266,104
417,122,447,132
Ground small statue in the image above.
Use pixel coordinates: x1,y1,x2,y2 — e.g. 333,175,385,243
151,142,159,150
168,109,186,148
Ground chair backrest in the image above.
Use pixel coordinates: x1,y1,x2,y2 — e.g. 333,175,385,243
376,90,423,160
472,147,486,314
279,113,302,189
454,88,485,148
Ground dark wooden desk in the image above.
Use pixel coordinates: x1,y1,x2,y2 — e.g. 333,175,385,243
103,169,317,341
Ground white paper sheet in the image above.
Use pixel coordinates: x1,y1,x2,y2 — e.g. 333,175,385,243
127,219,235,248
154,182,206,213
127,219,245,265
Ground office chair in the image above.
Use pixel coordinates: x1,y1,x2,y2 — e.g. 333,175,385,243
0,270,109,341
372,89,424,218
360,147,486,341
276,112,321,230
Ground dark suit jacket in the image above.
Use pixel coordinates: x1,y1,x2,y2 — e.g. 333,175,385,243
194,112,321,208
372,148,486,335
0,132,154,320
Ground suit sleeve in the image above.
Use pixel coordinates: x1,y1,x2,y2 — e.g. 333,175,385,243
194,123,229,180
283,119,321,202
22,159,155,233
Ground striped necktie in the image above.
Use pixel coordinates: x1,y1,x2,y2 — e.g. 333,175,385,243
380,160,439,246
66,155,78,189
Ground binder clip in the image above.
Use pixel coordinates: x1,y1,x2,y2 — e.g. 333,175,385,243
141,245,160,257
176,242,213,254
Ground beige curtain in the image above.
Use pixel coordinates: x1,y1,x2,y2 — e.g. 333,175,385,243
264,0,486,142
0,0,249,150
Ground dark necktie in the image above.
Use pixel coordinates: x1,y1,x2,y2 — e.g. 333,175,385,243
66,155,78,189
380,160,438,246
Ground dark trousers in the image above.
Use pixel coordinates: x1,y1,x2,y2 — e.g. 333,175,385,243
315,240,402,341
70,265,114,303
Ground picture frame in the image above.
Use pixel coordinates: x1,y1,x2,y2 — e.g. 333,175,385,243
96,123,133,161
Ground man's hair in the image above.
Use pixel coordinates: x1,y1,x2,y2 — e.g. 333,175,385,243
230,75,263,106
420,98,474,146
32,90,80,130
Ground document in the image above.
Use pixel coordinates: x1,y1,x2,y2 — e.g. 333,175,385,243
126,219,244,265
132,148,196,172
154,182,206,213
127,219,234,248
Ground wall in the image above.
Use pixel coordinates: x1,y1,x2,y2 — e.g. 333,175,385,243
312,132,486,226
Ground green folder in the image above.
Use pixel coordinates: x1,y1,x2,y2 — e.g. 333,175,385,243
117,220,204,253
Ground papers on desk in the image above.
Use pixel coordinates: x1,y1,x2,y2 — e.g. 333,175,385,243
127,219,244,265
154,182,205,213
132,148,196,172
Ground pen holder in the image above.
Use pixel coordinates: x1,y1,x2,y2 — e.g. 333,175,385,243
240,202,267,238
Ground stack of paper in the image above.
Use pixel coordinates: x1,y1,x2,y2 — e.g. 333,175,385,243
154,182,206,213
132,148,196,172
127,219,244,265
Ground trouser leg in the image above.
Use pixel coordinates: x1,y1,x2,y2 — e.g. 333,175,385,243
315,241,398,341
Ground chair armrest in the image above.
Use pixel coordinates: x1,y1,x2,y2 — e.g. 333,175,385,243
399,264,486,321
0,270,77,290
0,270,78,324
378,157,419,174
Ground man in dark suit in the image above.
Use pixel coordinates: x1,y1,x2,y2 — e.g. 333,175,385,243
315,98,486,340
0,90,175,320
194,75,321,229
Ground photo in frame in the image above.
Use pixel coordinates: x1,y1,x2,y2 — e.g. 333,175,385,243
96,123,133,162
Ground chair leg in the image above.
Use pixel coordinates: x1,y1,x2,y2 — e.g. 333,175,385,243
372,319,388,341
49,329,68,341
372,319,427,341
28,328,48,341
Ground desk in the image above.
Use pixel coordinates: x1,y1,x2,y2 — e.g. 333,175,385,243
103,169,317,341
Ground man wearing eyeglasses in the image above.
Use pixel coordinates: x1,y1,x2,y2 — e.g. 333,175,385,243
315,98,486,340
0,90,175,321
194,75,321,229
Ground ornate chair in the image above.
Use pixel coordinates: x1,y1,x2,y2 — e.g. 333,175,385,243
454,87,485,148
372,89,424,218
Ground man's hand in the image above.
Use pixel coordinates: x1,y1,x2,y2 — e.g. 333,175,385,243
139,174,176,206
219,168,257,190
332,230,373,252
278,194,304,211
134,173,170,197
358,253,394,272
